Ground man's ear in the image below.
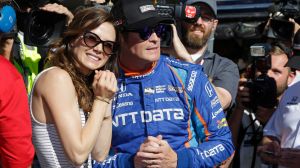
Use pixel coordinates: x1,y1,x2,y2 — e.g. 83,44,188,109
287,70,296,86
212,19,218,32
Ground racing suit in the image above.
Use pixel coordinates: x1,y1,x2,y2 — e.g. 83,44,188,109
94,55,234,168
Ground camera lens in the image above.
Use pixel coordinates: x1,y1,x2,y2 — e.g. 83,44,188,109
30,12,54,42
24,9,66,46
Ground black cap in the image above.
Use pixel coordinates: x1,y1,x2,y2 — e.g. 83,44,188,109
285,55,300,70
111,0,173,30
285,30,300,70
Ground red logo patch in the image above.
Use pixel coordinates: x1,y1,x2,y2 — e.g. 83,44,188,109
185,5,196,19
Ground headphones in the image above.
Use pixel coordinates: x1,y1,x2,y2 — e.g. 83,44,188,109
0,5,16,33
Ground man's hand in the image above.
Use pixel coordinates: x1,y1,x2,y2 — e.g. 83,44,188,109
40,3,74,25
134,135,177,168
256,106,275,125
236,78,250,109
258,140,281,165
278,148,300,168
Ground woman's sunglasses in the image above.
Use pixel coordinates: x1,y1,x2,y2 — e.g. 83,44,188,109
82,31,117,55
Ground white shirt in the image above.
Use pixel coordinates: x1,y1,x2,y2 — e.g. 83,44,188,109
263,81,300,148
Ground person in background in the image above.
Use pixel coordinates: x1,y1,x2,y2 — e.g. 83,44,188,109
0,4,35,167
93,0,234,167
228,43,296,168
12,1,74,94
164,0,239,112
30,7,118,167
258,32,300,168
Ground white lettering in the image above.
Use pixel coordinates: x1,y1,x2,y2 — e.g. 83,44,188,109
210,96,220,108
205,82,214,97
174,108,184,120
153,110,163,121
118,92,133,98
187,71,197,91
128,112,138,123
212,108,223,119
116,101,133,109
113,108,185,127
155,97,180,103
199,144,225,159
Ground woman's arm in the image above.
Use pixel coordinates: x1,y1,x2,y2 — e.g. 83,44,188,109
37,68,116,166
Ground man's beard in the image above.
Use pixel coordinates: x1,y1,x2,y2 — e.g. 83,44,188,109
183,26,212,50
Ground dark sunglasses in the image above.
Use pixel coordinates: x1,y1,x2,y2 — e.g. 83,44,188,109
82,31,117,55
127,24,167,41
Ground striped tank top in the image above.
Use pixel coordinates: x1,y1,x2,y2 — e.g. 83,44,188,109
30,67,92,168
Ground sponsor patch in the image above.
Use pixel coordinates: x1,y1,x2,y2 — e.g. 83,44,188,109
144,87,155,94
205,82,214,97
217,118,228,129
185,5,196,18
155,97,180,103
168,85,183,93
210,96,220,109
155,85,166,93
187,71,197,91
287,96,299,105
112,108,184,127
212,108,223,119
118,92,133,98
140,5,155,13
198,144,225,159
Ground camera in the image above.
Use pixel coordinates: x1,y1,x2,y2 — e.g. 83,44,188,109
267,0,300,42
246,43,278,108
155,2,200,47
17,0,85,47
23,9,66,46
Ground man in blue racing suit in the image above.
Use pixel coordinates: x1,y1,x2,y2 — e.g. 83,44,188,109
94,0,234,167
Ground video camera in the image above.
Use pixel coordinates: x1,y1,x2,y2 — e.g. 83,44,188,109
267,0,300,42
246,43,278,108
155,2,201,47
17,0,84,47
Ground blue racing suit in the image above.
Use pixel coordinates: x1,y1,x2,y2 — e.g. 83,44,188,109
94,55,234,168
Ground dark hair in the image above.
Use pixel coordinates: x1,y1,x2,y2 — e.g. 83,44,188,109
47,7,118,113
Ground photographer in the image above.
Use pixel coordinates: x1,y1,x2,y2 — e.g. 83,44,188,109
258,30,300,168
163,0,239,111
8,0,74,94
228,43,296,168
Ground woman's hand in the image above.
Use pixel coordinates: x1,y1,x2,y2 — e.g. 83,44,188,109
93,70,118,101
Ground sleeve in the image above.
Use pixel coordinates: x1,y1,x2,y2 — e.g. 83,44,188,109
263,94,285,139
212,58,239,109
0,76,35,167
92,153,134,168
176,70,235,168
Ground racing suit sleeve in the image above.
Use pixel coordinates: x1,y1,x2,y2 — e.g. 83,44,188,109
92,153,134,168
176,71,235,168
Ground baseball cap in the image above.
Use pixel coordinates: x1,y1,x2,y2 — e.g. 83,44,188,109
111,0,174,31
285,55,300,70
186,0,217,17
285,30,300,70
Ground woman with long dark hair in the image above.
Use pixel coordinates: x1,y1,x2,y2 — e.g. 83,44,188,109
30,7,118,168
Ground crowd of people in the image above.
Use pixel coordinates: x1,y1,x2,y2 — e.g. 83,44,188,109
0,0,300,168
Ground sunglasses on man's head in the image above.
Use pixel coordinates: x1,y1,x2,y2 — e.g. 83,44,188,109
82,31,117,55
127,24,167,41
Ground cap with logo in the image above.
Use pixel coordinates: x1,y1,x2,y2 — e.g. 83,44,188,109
185,0,217,17
111,0,174,31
